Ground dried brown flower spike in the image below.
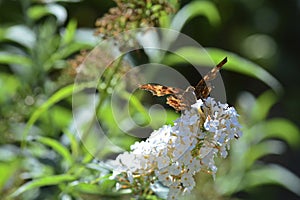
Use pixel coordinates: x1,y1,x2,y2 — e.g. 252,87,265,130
95,0,178,39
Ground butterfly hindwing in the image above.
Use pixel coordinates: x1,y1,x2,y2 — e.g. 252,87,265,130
167,86,197,111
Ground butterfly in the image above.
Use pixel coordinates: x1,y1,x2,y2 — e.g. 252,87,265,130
139,57,227,112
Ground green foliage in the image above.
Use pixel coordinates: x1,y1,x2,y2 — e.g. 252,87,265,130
215,90,300,197
163,48,283,95
179,90,300,200
170,0,221,31
11,174,77,198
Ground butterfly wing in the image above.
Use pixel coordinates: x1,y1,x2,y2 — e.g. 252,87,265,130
139,57,227,111
194,57,227,99
139,84,183,96
166,86,197,111
139,83,193,112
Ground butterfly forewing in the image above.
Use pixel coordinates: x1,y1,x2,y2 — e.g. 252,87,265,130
139,84,183,96
194,57,227,99
139,57,227,112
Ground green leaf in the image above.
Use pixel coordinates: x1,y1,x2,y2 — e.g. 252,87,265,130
35,136,74,166
0,53,32,67
262,118,300,148
246,118,300,149
62,19,77,45
64,129,80,158
22,83,93,148
68,181,117,195
251,90,278,122
244,140,285,168
0,73,21,103
44,42,91,71
22,84,74,145
49,106,72,129
242,164,300,196
163,47,283,95
0,159,21,191
4,25,35,48
10,174,76,197
70,183,105,194
170,1,221,31
24,84,74,139
121,91,151,124
206,48,283,95
28,5,48,20
27,4,67,25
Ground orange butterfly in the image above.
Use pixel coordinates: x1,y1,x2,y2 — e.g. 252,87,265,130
139,57,227,112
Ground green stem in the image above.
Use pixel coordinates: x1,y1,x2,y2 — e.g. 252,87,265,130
79,55,125,163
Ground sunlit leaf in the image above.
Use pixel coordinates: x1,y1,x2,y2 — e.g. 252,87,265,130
10,174,76,197
49,106,72,129
61,19,77,45
170,1,221,31
0,159,21,190
121,91,151,124
64,129,80,158
35,136,74,166
0,73,21,103
251,90,278,122
68,181,117,195
262,118,300,148
206,48,283,95
44,42,92,71
96,99,137,151
28,4,67,25
22,83,93,148
246,118,300,149
4,25,35,48
163,47,283,95
244,140,285,168
242,164,300,196
23,84,74,144
70,183,106,194
0,52,32,67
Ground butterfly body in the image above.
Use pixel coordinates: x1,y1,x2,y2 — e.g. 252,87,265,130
139,57,227,112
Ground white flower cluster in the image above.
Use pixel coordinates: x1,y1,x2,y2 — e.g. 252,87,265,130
109,97,242,199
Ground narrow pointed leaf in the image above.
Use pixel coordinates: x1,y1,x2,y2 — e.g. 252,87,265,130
10,174,76,197
171,1,221,31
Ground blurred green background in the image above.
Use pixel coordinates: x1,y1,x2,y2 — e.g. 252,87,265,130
0,0,299,199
